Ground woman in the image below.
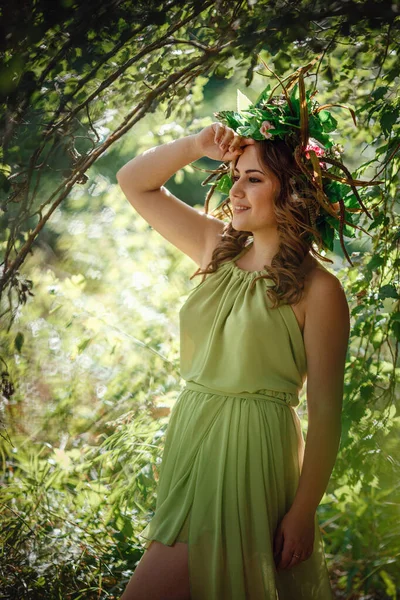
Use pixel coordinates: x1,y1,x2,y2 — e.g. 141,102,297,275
116,120,350,599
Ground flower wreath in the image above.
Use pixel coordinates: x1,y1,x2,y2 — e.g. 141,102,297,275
200,56,384,266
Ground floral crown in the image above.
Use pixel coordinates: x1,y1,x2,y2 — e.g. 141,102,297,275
203,57,383,266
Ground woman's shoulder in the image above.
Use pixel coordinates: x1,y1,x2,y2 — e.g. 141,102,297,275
300,254,346,310
304,254,343,285
299,255,350,348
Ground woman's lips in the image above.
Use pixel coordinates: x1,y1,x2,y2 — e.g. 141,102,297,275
233,206,251,213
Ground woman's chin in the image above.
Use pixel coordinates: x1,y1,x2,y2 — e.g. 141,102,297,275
231,222,253,233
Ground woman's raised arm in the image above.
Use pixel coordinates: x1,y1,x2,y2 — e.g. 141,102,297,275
116,126,250,267
116,133,223,267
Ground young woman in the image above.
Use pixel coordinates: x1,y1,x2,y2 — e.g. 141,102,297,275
116,122,350,599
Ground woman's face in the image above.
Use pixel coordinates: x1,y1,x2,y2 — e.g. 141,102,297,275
229,144,281,233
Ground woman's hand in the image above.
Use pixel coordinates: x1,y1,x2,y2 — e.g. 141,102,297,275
194,123,256,162
273,509,316,571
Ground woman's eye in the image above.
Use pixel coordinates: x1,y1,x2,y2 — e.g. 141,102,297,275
232,176,260,183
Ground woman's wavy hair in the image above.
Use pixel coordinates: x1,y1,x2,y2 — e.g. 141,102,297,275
190,138,333,309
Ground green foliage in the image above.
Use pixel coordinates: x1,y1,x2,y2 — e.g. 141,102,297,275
0,0,220,311
1,413,164,598
0,197,198,597
320,474,400,597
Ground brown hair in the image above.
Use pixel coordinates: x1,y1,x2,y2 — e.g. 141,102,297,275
190,138,333,309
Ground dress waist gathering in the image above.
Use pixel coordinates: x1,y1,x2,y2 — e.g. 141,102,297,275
184,380,298,408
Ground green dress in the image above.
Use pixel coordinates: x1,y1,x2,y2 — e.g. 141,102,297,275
139,241,334,599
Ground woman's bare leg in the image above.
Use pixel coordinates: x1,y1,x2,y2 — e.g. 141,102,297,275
120,540,190,600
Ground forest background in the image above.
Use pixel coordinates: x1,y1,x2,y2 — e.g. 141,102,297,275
0,1,399,598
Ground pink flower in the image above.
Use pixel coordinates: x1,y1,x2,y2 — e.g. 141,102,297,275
304,143,326,169
305,143,325,158
259,120,275,139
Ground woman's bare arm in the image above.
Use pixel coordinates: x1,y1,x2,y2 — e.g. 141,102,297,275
116,134,224,267
273,270,350,571
116,134,202,191
290,271,350,517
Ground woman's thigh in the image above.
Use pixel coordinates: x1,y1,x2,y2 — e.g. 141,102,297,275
120,540,190,600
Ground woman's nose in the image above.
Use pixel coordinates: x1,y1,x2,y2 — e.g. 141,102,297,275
230,179,244,197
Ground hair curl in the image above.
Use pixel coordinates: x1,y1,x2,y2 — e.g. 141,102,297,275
190,138,333,309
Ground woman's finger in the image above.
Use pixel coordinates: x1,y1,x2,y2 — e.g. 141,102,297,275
214,123,225,143
219,129,234,150
213,125,257,156
284,550,304,570
240,136,256,145
273,526,284,559
228,133,243,153
277,543,297,570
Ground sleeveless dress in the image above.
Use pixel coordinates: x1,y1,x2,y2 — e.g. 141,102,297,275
138,241,334,599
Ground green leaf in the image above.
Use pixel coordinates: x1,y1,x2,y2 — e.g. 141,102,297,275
379,570,397,600
215,174,233,195
343,193,361,209
236,125,264,139
289,97,300,118
318,218,335,251
378,284,399,300
273,51,292,74
324,209,356,238
324,181,347,202
367,211,386,231
391,319,400,341
14,332,24,353
308,115,334,147
371,86,388,101
289,83,299,102
318,110,338,133
78,338,92,353
0,172,10,192
237,89,253,111
380,107,400,136
213,65,234,80
367,255,385,271
359,384,374,402
213,110,247,130
254,84,272,108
